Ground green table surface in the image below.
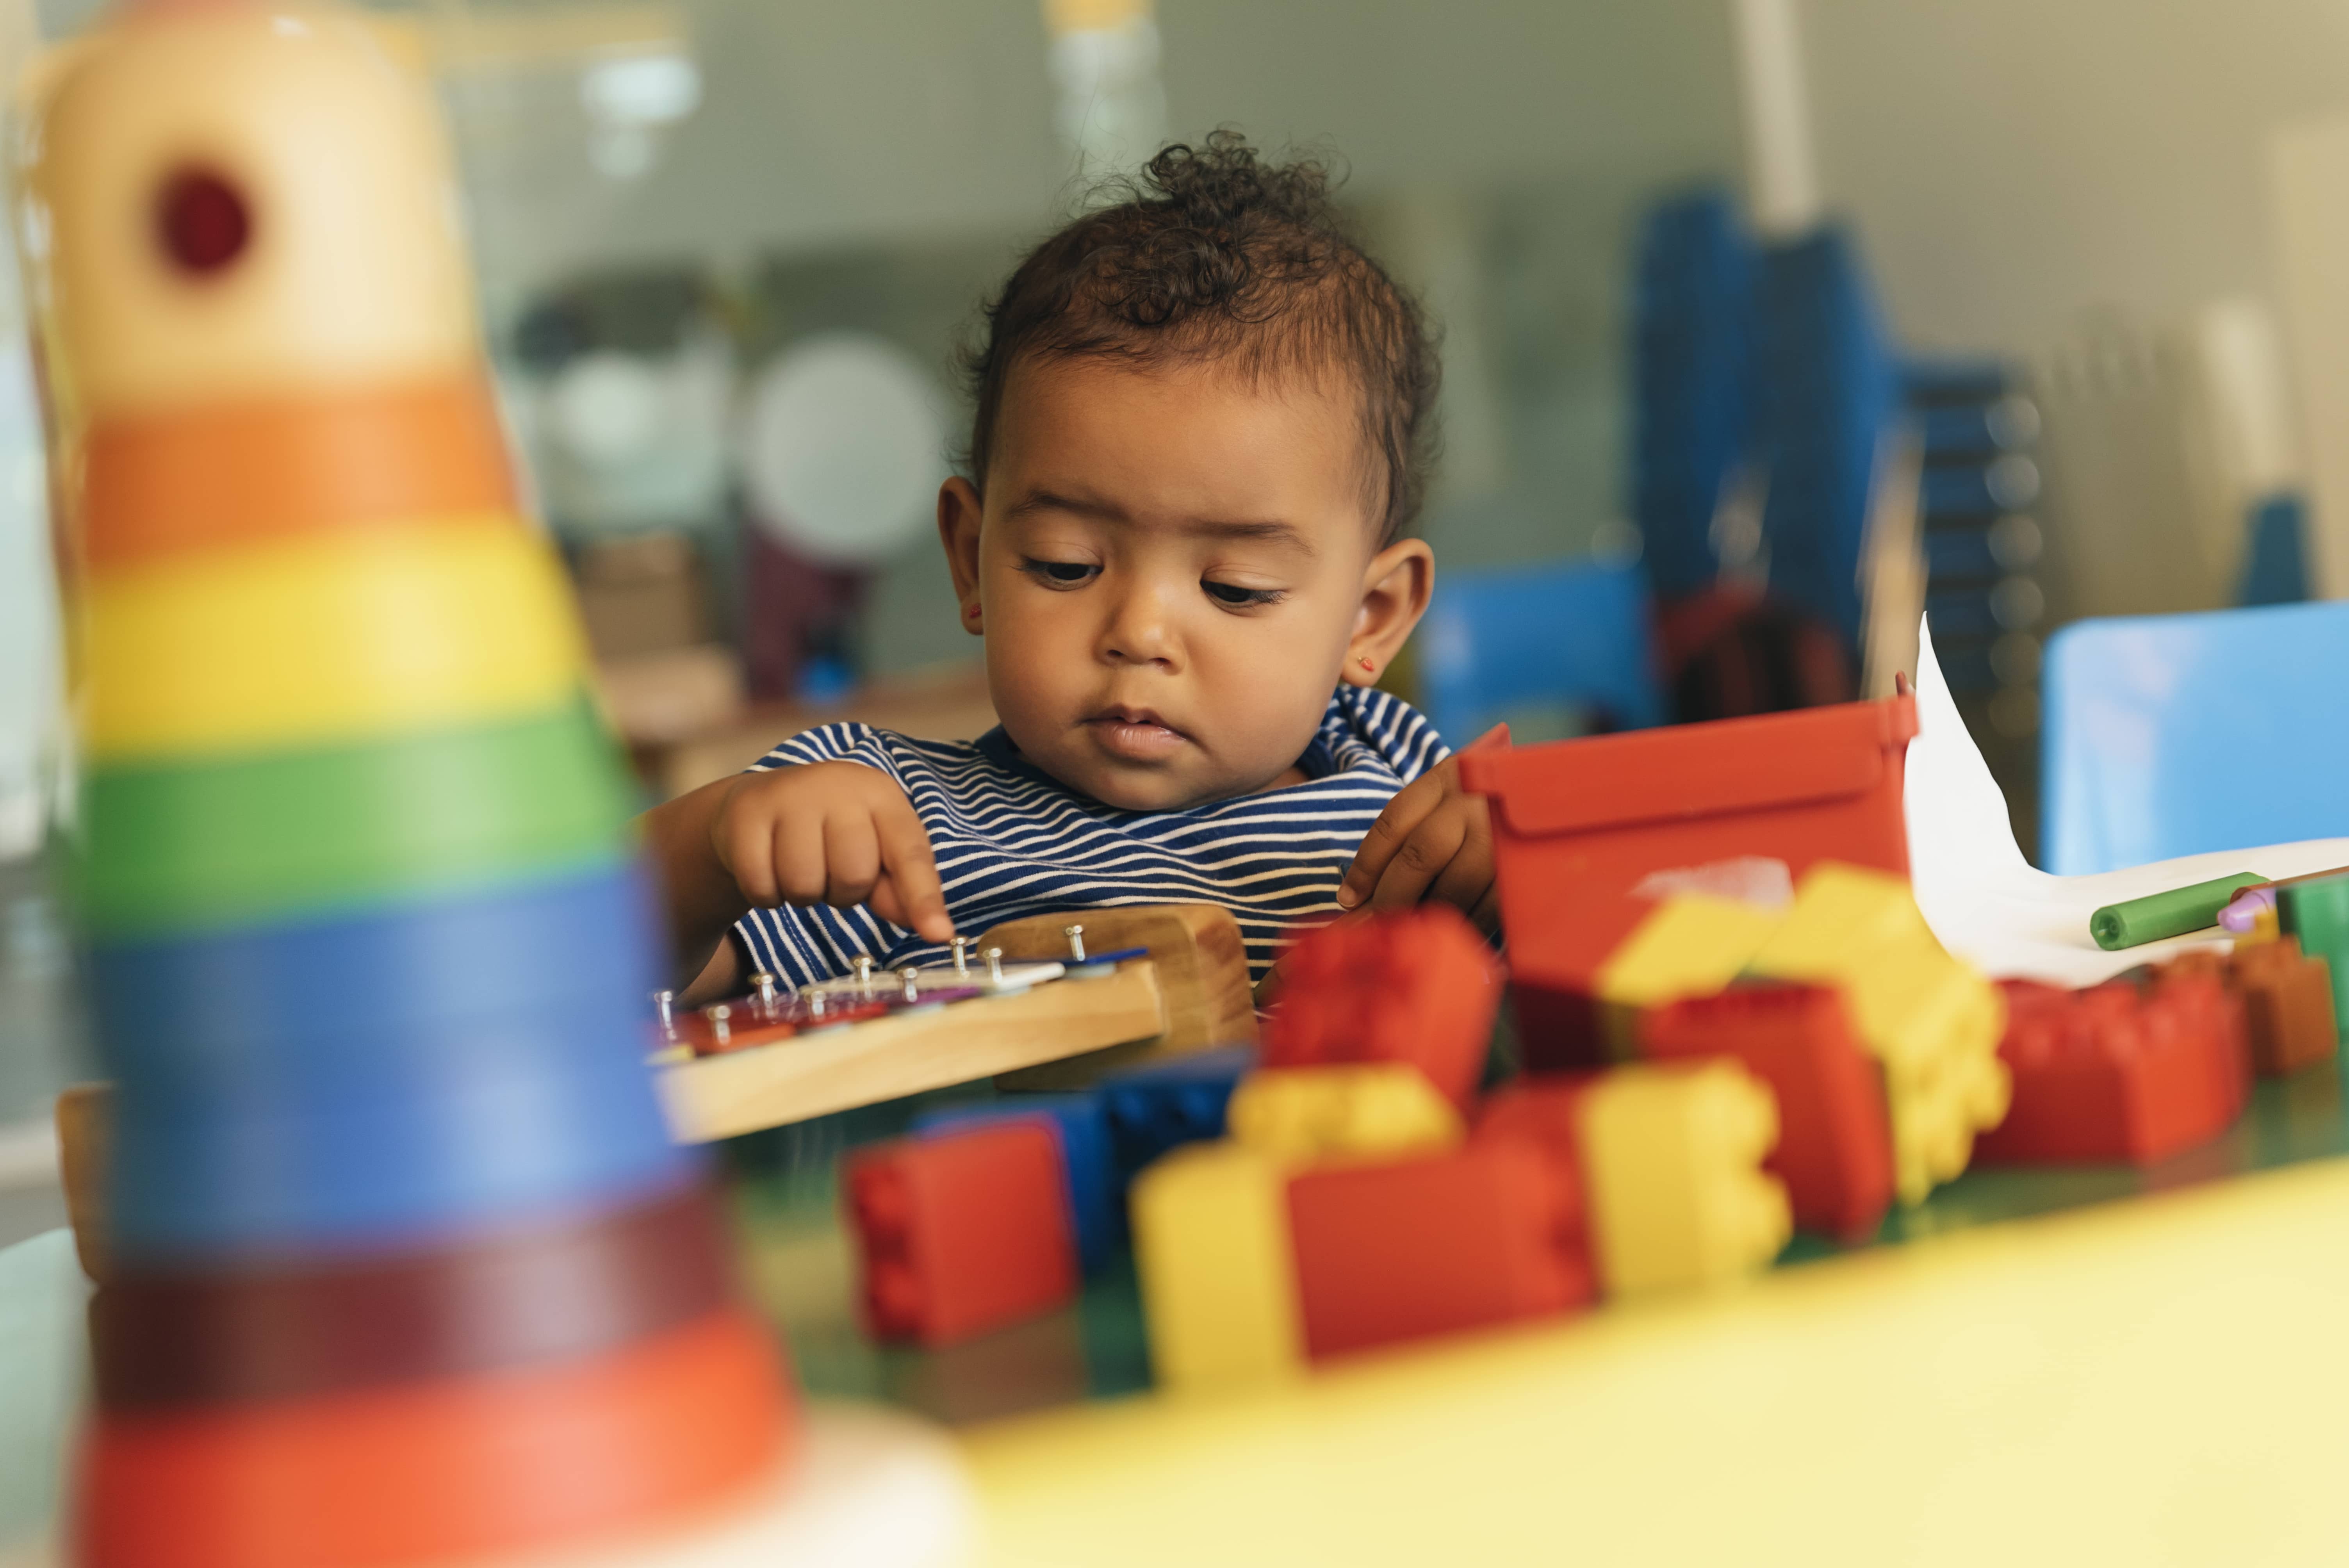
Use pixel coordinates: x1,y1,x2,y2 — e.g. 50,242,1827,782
723,1061,2349,1428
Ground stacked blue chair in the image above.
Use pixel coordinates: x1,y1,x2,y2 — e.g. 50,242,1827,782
1630,190,1756,601
1416,559,1666,745
1751,224,1901,658
2042,601,2349,874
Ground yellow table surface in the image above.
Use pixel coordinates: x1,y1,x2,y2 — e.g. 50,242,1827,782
959,1151,2349,1566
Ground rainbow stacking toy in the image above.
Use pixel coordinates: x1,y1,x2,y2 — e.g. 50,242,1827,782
29,5,815,1564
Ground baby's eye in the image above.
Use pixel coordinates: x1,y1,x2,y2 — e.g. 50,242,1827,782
1022,558,1099,588
1202,578,1285,608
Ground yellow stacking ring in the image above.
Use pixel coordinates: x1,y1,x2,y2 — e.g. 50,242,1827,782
77,516,585,763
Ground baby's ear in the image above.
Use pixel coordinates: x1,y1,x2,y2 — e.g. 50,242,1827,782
936,478,986,631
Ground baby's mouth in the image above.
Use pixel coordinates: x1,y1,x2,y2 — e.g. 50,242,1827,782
1082,706,1189,762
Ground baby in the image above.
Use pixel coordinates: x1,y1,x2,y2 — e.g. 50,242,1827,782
645,132,1499,1002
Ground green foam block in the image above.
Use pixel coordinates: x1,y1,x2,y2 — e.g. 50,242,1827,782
75,697,638,939
2281,874,2349,1047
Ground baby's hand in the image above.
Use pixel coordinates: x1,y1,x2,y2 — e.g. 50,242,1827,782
1334,723,1507,935
709,761,955,944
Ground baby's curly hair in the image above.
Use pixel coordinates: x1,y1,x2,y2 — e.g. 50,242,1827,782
963,130,1440,545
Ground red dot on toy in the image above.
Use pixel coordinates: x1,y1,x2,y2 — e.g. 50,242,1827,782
155,166,251,275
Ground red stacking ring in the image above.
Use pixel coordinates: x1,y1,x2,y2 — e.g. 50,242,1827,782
75,1305,795,1568
92,1181,738,1410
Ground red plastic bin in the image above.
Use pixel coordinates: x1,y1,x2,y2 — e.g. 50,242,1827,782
1458,694,1916,1061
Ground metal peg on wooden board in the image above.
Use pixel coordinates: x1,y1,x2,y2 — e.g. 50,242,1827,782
1063,924,1087,962
981,903,1259,1090
950,936,972,976
985,947,1006,984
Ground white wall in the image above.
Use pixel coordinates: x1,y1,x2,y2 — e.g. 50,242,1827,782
490,0,1744,289
1800,0,2349,356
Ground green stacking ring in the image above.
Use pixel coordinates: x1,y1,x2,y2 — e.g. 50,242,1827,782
75,697,638,939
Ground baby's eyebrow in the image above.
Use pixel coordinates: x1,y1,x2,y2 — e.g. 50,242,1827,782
1180,518,1319,558
1007,489,1319,558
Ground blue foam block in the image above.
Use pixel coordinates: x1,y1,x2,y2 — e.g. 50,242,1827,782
107,1003,696,1262
1096,1046,1255,1183
86,861,657,1083
914,1095,1117,1271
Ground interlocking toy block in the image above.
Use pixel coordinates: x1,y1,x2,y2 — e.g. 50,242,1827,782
1577,1061,1791,1295
2278,875,2349,1047
843,1122,1077,1347
1130,1141,1303,1389
1226,1064,1462,1163
2228,937,2337,1075
1474,1074,1604,1167
1287,1139,1592,1360
1261,906,1502,1108
1460,695,1916,1063
1745,862,2009,1204
1584,895,1785,1063
1975,976,2247,1165
913,1094,1117,1271
1639,984,1894,1242
1098,1045,1253,1185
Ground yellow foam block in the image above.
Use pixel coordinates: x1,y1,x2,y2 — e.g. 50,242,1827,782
1747,862,2010,1204
76,516,582,761
1591,894,1784,1057
1226,1065,1462,1164
1130,1142,1303,1391
1595,896,1784,1008
1578,1061,1790,1295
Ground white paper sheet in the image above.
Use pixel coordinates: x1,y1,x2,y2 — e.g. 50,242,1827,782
1906,618,2349,984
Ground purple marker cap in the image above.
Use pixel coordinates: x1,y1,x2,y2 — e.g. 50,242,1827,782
2219,886,2277,933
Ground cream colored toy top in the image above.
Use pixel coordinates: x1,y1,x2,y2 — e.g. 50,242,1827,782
32,0,476,422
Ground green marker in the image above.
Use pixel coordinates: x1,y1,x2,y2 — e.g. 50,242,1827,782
2089,872,2268,951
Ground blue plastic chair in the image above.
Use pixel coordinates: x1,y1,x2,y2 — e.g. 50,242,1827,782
2041,600,2349,873
1415,558,1665,748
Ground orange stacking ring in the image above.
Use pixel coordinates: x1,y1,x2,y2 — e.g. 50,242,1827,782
79,376,518,569
76,1306,795,1568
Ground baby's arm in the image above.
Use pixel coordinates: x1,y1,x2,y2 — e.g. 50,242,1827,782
1335,722,1508,935
638,761,955,1000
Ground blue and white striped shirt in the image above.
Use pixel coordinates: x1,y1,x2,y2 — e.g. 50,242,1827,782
733,685,1449,987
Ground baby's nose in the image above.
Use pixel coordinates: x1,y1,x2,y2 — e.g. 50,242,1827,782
1098,584,1182,668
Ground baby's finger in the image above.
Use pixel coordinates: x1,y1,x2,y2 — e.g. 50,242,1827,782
1469,885,1502,937
773,812,828,906
1427,834,1493,917
873,793,954,943
822,811,881,907
1366,809,1468,912
1338,773,1444,909
725,812,780,905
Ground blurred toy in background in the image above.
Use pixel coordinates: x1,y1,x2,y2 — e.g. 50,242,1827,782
27,5,828,1563
734,331,949,702
507,273,747,745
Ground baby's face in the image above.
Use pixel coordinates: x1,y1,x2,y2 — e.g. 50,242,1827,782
940,356,1423,811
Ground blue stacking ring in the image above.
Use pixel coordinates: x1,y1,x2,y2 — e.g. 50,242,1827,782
86,861,659,1084
107,1003,697,1262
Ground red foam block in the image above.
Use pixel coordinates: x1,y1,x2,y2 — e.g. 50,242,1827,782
1287,1137,1592,1361
1638,984,1895,1242
1975,975,2248,1166
844,1121,1077,1347
1262,905,1503,1108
